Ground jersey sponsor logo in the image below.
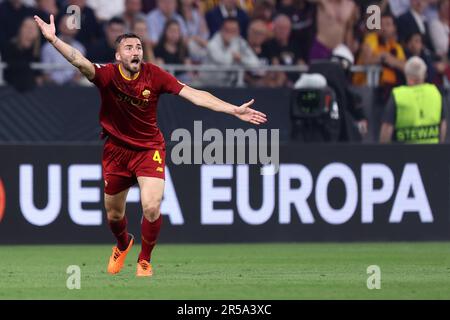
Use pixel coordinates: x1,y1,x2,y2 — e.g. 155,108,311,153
156,167,163,172
116,92,149,109
142,89,151,98
0,178,5,223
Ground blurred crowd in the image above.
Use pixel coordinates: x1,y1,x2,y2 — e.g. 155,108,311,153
0,0,449,92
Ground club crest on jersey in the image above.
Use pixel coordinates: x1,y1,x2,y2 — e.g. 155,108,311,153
142,89,151,98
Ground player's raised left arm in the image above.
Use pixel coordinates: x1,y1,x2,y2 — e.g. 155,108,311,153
179,85,267,125
34,14,95,80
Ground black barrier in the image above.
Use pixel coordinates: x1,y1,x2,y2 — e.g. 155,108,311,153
0,143,449,244
0,86,292,142
1,85,448,143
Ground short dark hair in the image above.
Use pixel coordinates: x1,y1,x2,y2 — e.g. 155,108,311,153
108,17,126,27
114,33,142,49
406,32,423,44
221,17,239,28
381,12,394,20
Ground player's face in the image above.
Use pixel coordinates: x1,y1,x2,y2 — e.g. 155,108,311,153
116,38,144,73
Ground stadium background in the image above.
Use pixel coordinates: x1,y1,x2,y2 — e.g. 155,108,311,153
0,0,450,300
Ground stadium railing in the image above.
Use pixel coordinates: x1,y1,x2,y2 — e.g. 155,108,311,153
0,59,385,87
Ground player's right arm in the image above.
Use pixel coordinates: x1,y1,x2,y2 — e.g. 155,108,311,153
34,14,95,80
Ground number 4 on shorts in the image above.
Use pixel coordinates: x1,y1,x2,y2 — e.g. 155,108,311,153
153,150,162,164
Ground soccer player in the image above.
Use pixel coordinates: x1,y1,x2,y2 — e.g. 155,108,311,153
34,14,267,277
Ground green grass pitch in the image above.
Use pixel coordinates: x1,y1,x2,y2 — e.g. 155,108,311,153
0,242,449,299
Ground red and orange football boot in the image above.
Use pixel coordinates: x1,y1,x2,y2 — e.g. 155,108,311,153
107,234,134,274
136,259,153,277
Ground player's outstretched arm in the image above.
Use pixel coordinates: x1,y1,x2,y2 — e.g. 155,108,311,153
179,86,267,125
34,14,95,80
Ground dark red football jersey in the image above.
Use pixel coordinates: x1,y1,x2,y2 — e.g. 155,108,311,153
90,62,184,150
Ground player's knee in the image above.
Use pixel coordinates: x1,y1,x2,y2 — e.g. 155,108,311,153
106,208,125,221
142,203,160,222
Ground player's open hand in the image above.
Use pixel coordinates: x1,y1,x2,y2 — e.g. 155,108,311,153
34,14,56,43
234,99,267,125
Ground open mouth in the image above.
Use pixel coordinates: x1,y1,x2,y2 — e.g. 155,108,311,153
131,58,140,66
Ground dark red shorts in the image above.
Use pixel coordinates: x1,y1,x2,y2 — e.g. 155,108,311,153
102,138,166,195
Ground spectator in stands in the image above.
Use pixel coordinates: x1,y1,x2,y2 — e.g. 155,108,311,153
205,0,249,38
87,0,125,22
386,0,411,17
240,0,254,12
142,0,157,13
146,0,188,43
245,18,274,87
332,44,369,138
154,19,194,82
246,19,269,60
277,0,315,59
429,0,449,59
36,0,58,17
0,0,39,55
202,17,260,86
345,1,367,58
380,56,447,143
252,0,276,33
41,15,86,84
201,0,220,13
396,0,434,52
178,0,210,63
121,0,147,33
354,11,406,139
154,19,189,65
59,0,103,51
202,0,254,13
354,13,406,90
261,14,303,86
32,1,59,46
3,17,43,91
357,0,385,14
132,18,156,62
404,32,436,83
88,17,125,63
308,0,355,62
306,44,369,141
424,0,440,21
